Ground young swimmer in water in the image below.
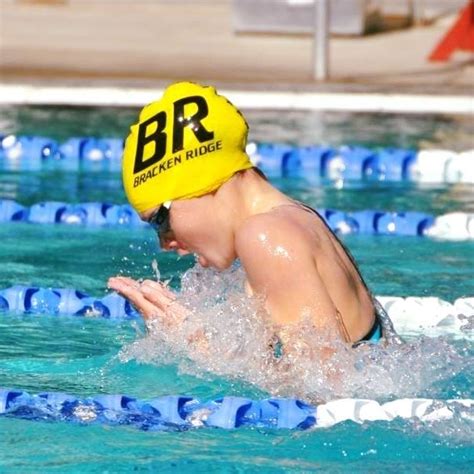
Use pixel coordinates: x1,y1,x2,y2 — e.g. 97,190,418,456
108,81,386,355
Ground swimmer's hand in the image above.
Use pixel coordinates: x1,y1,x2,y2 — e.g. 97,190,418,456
107,276,189,326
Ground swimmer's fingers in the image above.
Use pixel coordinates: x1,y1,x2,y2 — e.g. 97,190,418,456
108,277,164,321
140,280,176,311
111,277,177,302
140,286,174,311
107,276,135,291
140,281,189,323
108,276,187,324
107,275,141,291
140,279,177,301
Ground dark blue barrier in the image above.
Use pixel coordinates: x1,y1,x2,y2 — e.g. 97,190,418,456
0,200,28,222
80,137,124,172
348,210,380,234
0,136,59,171
323,210,359,235
374,212,435,236
0,135,124,172
29,202,68,224
54,137,82,171
0,199,439,236
253,143,293,177
364,148,416,182
282,145,333,178
0,389,317,431
321,146,375,181
1,135,471,184
0,286,138,319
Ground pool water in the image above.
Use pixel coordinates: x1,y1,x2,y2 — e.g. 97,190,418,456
0,106,473,472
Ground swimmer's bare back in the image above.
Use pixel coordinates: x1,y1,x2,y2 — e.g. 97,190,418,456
235,202,375,343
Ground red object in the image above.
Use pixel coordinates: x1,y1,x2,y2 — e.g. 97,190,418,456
429,1,474,61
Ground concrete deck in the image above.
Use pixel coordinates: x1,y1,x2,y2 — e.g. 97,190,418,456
0,0,473,95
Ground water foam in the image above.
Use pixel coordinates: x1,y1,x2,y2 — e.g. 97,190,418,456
119,264,470,404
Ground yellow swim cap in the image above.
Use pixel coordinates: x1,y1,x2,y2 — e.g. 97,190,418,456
122,82,253,213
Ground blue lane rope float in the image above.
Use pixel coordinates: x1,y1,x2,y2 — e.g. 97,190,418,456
0,286,472,339
0,135,124,172
0,388,471,431
0,286,139,319
0,200,147,227
250,143,473,183
0,389,315,430
0,135,472,183
2,198,474,239
2,199,474,239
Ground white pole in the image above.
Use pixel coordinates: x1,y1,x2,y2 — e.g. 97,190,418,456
412,0,425,25
313,0,330,81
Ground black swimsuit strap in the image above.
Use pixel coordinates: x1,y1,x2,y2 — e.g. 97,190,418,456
290,200,374,295
289,200,382,343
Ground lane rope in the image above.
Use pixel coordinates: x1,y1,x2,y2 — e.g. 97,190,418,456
0,389,471,431
0,286,472,339
1,199,473,239
0,134,472,184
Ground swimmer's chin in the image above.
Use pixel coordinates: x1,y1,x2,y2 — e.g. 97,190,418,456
196,254,233,271
197,255,210,268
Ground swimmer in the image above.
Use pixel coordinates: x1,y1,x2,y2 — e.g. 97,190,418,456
108,82,388,356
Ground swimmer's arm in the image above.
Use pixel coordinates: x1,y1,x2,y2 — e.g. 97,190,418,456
235,215,341,337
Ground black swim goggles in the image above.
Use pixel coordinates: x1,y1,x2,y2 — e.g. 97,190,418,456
147,201,172,242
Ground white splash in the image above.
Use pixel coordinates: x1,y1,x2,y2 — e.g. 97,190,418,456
151,259,161,281
119,264,468,404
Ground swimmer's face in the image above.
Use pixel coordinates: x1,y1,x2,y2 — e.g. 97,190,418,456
146,201,172,242
141,197,236,270
142,203,187,256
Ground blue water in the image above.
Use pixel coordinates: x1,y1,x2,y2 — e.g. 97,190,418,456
0,106,473,472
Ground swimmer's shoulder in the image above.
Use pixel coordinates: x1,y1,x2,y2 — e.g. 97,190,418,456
235,210,314,263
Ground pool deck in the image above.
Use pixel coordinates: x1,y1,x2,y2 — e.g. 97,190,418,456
0,1,473,110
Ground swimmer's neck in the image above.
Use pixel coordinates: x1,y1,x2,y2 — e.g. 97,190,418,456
244,279,254,297
214,169,292,227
